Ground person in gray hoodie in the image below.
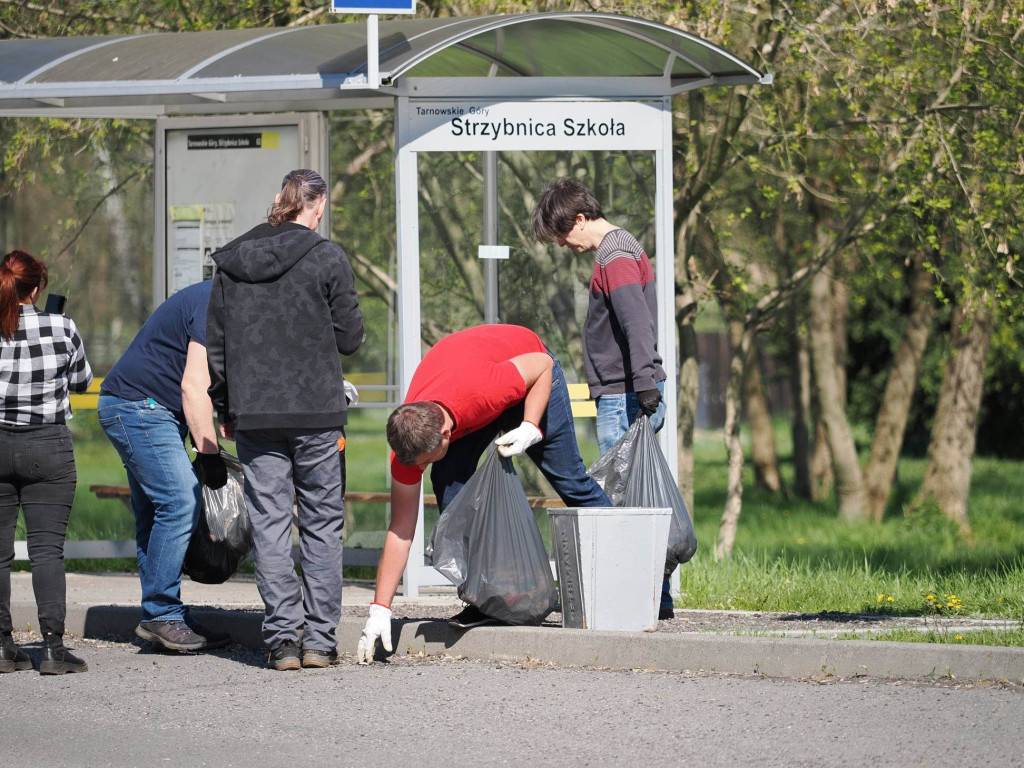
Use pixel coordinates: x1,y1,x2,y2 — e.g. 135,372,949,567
207,169,364,671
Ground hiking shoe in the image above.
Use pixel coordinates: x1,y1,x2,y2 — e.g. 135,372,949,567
136,620,206,652
185,618,232,650
448,604,502,629
268,640,301,671
302,647,340,668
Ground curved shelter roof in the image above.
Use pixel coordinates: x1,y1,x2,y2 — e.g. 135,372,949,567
0,13,768,117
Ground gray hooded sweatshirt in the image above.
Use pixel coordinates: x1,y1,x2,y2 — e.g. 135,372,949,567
207,221,364,431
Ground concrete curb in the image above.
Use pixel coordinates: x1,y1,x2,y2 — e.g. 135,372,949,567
13,603,1024,683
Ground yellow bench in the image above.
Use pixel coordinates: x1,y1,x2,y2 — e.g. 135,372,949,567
73,376,595,416
567,382,596,418
70,376,103,411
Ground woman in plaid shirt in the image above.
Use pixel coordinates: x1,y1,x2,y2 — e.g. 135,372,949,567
0,250,92,675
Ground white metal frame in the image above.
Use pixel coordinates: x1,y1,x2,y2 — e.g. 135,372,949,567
394,94,678,595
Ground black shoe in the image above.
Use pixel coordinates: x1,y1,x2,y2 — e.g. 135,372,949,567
184,618,232,651
658,605,675,621
268,640,301,671
302,647,340,668
0,631,32,673
39,633,88,675
136,620,206,652
448,605,501,629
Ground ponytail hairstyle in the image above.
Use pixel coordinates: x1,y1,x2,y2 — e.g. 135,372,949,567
0,250,48,341
267,168,328,226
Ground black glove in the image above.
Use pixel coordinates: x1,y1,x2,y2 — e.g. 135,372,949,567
636,388,663,417
194,451,228,490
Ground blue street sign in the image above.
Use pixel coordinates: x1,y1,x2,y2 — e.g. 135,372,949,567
331,0,416,13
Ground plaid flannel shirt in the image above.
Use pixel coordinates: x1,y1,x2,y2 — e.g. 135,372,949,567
0,305,93,425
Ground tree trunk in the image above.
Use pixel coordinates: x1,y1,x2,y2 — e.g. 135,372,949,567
677,319,698,516
831,266,851,407
810,412,834,502
674,211,702,516
93,140,146,325
716,326,752,559
915,298,994,538
742,333,783,493
863,251,936,521
777,208,812,499
809,266,867,521
787,303,813,499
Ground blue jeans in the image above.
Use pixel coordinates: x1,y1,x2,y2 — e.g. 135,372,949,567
595,380,667,455
97,395,200,623
431,357,611,513
594,381,673,611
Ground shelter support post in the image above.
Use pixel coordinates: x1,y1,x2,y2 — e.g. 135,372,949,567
655,97,681,599
483,151,499,324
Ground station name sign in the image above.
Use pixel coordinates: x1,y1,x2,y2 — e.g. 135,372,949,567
402,100,665,152
187,133,263,150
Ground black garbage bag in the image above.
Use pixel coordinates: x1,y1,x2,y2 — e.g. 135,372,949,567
183,450,253,585
588,415,697,576
427,447,558,625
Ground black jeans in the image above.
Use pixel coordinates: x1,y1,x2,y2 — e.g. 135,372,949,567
0,423,77,635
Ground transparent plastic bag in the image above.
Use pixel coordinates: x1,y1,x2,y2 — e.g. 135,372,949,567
201,452,252,552
588,415,697,575
427,447,558,626
183,450,253,584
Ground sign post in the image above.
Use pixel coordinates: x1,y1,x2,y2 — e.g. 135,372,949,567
330,0,416,89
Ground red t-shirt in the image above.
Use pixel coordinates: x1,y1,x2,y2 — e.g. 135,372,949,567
390,324,546,484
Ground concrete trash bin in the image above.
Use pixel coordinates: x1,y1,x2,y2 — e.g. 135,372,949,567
548,507,671,631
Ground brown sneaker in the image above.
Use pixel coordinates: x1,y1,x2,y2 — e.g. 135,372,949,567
136,620,206,651
268,640,302,671
302,647,340,668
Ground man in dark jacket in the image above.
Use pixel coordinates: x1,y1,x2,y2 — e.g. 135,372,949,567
207,169,363,670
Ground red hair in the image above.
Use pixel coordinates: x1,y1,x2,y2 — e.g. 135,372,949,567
0,250,48,341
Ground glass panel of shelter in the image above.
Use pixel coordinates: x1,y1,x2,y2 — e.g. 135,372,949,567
415,148,657,549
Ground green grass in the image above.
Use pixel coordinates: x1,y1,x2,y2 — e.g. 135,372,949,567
679,426,1024,622
15,411,1024,637
845,627,1024,646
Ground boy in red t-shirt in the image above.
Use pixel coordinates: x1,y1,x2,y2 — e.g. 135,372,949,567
357,325,609,662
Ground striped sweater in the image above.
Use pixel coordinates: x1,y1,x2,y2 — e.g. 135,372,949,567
584,228,665,397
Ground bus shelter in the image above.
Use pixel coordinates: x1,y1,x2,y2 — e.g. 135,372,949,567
0,13,768,594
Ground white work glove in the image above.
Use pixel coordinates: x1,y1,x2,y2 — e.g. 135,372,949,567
494,421,543,457
343,379,359,406
357,602,393,665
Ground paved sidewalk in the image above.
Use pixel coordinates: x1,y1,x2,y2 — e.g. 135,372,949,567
8,572,1024,683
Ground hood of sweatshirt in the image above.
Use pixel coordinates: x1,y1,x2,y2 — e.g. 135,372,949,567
211,223,324,283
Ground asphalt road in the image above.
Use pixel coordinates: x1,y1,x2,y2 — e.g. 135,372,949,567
1,637,1021,768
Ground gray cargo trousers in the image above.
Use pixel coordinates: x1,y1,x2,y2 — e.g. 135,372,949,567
235,426,345,652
